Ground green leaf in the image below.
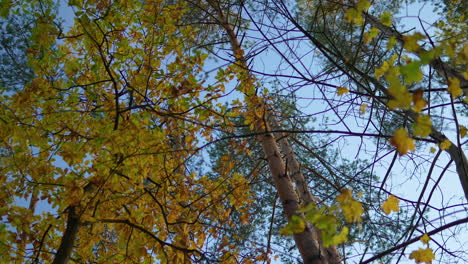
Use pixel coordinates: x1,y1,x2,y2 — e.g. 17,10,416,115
403,33,425,52
280,215,306,235
413,115,432,137
379,12,392,26
400,60,423,83
0,0,12,18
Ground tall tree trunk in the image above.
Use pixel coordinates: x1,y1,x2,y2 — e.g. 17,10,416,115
270,117,342,261
52,206,80,264
205,1,342,263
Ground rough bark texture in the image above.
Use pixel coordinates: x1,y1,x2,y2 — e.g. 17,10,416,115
271,117,342,262
52,206,80,264
261,129,335,264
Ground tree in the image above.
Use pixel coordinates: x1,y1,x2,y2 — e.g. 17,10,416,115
0,0,467,264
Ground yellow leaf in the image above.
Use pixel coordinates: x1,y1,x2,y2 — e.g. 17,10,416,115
364,27,379,44
375,61,391,79
448,77,462,98
403,32,425,52
430,147,436,153
463,43,468,60
337,86,349,96
460,125,467,138
409,248,435,264
412,89,427,112
420,234,430,244
376,54,398,79
327,226,349,247
390,128,415,155
387,36,397,50
280,215,305,235
344,8,364,25
379,12,392,26
336,189,363,223
382,195,399,215
336,189,352,203
386,68,412,109
439,139,451,150
360,103,368,114
413,115,432,137
342,200,364,223
356,0,371,11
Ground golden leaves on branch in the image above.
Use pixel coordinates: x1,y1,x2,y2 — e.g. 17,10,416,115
344,0,370,25
409,234,435,264
279,215,306,235
403,33,425,52
359,103,368,114
335,189,364,223
459,125,467,138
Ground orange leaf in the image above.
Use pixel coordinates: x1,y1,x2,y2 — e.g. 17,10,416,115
336,87,349,96
390,128,415,155
412,89,427,112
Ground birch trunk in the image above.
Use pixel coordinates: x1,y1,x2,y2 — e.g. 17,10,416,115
205,1,342,263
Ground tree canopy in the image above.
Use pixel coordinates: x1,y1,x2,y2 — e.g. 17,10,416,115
0,0,467,264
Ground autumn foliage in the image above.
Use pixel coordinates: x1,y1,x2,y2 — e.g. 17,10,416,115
0,0,467,264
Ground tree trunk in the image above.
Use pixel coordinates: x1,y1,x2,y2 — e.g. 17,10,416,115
271,116,342,262
205,2,342,263
52,206,80,264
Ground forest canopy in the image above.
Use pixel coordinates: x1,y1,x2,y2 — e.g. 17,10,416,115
0,0,467,263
